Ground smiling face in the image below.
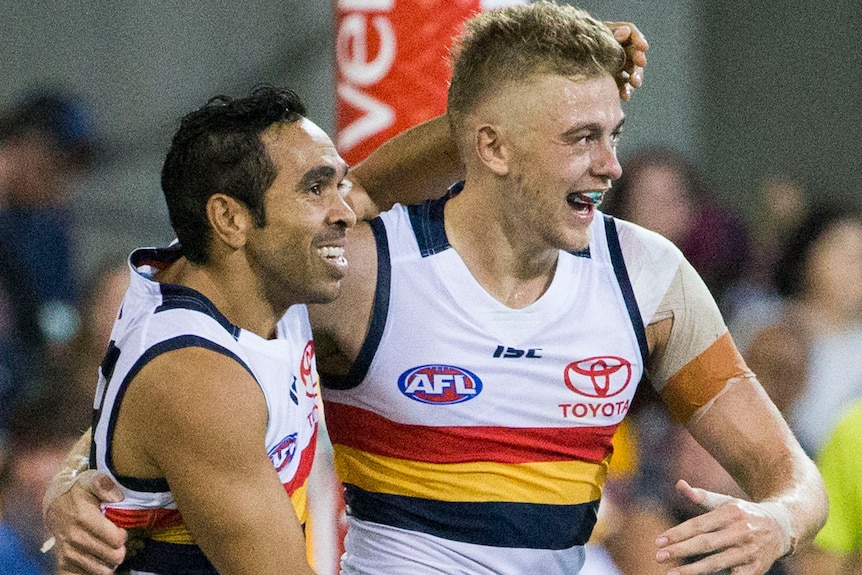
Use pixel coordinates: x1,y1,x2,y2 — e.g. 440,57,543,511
493,74,624,253
244,119,356,310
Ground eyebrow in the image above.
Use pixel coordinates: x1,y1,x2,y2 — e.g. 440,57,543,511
298,163,349,188
561,116,626,139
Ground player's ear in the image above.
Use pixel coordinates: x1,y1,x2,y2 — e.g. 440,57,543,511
207,193,252,250
475,124,509,176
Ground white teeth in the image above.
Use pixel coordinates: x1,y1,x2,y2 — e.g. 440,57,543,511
318,246,345,259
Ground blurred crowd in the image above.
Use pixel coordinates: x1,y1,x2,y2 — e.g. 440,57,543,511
0,88,129,575
1,89,861,575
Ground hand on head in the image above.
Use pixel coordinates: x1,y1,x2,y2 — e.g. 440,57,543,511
604,21,649,100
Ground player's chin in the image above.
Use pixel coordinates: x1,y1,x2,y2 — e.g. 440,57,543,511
306,279,344,305
558,231,591,254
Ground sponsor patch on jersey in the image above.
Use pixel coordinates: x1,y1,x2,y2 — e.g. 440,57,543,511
268,433,298,472
398,364,483,405
299,340,318,397
564,356,632,398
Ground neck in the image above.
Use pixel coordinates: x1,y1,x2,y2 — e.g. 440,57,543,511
156,256,281,339
444,185,558,309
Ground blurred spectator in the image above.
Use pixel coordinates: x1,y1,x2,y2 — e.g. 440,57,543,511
746,204,862,457
0,239,45,446
46,253,130,433
0,254,128,575
603,146,752,307
747,175,809,288
0,88,102,445
0,88,102,348
724,175,809,353
0,396,80,575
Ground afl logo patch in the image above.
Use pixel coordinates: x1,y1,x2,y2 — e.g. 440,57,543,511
268,433,298,472
564,356,632,398
398,364,482,405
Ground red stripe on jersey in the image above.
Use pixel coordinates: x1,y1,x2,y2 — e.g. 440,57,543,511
323,401,617,465
283,426,318,495
104,506,182,530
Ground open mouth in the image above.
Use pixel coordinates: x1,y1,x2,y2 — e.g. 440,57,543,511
566,191,604,213
317,245,347,266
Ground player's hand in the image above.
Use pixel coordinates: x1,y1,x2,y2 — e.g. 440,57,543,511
654,480,790,575
604,21,649,100
45,470,128,575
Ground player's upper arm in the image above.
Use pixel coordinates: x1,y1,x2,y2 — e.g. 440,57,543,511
350,114,462,217
117,346,315,575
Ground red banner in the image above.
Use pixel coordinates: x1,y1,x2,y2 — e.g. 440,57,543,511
334,0,489,164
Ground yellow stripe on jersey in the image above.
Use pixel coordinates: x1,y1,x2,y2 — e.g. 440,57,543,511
151,525,195,545
333,444,608,504
289,482,309,524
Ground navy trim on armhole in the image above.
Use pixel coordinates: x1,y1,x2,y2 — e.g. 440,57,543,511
604,215,649,365
320,217,392,390
104,335,255,492
90,341,122,468
407,196,451,256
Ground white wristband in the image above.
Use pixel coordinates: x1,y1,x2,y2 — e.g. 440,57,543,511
759,501,798,557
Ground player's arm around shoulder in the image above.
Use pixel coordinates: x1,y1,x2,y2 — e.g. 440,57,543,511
119,346,316,575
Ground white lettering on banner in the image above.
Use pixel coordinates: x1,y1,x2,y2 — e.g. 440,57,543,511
335,8,397,153
337,14,396,86
336,84,394,152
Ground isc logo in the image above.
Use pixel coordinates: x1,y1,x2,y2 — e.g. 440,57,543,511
398,364,483,405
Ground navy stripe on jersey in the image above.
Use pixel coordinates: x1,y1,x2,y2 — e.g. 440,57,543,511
130,244,241,339
125,539,217,575
102,335,255,493
321,217,392,391
604,215,649,364
344,484,599,550
407,196,450,256
130,243,183,268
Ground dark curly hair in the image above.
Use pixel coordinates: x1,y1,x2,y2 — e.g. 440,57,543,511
160,85,307,264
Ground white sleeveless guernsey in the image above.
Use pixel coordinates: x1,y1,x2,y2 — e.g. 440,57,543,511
91,245,320,575
322,193,648,575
